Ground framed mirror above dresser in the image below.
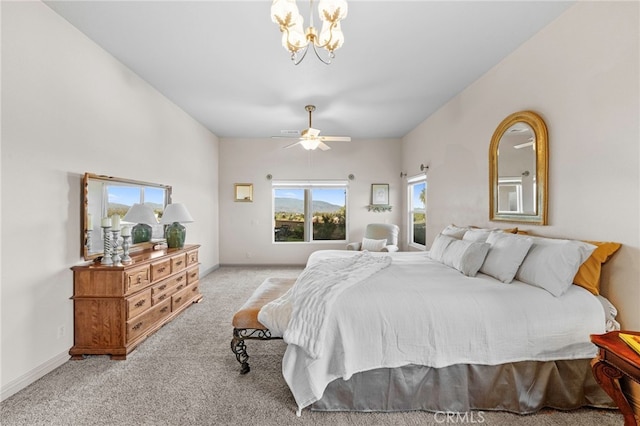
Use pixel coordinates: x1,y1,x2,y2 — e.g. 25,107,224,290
489,111,548,225
82,173,172,260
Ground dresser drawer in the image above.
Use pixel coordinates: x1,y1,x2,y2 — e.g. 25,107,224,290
127,298,171,342
151,272,187,304
172,283,198,312
127,289,152,319
171,254,187,273
150,259,171,282
125,266,151,294
186,249,199,266
186,266,199,284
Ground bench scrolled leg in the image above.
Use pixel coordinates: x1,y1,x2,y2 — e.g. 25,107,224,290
231,329,251,374
231,328,281,374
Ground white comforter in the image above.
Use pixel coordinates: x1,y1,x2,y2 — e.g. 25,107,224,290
262,250,607,414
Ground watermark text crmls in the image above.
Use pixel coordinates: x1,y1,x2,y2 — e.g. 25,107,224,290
433,411,486,424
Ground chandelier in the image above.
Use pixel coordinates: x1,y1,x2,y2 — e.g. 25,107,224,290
271,0,348,65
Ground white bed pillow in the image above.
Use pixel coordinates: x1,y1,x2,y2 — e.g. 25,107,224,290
361,237,387,252
440,225,468,239
462,228,495,243
429,234,455,262
480,232,533,283
515,237,596,296
442,239,491,277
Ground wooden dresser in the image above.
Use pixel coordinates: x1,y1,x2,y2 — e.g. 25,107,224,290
70,244,202,360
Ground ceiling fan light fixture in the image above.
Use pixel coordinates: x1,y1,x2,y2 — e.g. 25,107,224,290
271,0,347,65
300,139,321,150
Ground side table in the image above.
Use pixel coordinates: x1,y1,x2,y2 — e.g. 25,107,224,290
591,330,640,426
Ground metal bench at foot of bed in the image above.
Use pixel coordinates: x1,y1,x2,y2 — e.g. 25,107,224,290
230,277,296,374
231,328,281,374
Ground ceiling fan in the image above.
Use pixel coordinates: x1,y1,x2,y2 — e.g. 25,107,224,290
273,105,351,150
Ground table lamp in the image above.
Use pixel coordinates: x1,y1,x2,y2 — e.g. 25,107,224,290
160,203,194,249
123,203,158,244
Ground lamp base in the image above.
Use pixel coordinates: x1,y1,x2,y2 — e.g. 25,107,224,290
165,222,186,249
131,223,152,244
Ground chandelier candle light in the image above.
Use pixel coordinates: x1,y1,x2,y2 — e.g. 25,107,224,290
271,0,348,65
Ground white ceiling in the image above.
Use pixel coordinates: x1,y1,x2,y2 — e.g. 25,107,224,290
44,1,574,140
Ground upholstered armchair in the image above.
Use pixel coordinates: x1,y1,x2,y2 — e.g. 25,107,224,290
347,223,400,252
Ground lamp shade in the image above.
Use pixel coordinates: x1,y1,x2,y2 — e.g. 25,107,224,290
123,203,158,224
160,203,194,224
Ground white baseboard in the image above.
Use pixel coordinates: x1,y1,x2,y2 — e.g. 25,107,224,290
1,350,69,402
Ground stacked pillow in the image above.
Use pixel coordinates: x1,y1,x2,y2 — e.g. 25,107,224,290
429,232,489,277
429,225,618,297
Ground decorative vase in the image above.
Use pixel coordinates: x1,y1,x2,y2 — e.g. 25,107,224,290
165,222,186,249
131,223,152,243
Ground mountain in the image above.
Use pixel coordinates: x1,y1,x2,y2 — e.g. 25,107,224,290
108,202,164,215
274,197,342,214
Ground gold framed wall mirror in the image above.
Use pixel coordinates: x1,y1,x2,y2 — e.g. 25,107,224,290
489,111,548,225
82,173,172,260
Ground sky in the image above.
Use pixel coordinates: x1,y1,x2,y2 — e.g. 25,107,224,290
276,184,426,208
276,188,345,206
412,182,426,209
108,185,165,206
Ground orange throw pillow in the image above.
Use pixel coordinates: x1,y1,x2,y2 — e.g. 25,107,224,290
573,241,621,295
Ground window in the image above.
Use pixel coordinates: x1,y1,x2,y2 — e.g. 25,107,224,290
407,175,426,247
104,183,166,239
273,181,348,243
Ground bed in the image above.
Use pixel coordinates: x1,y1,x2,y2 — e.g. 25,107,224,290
257,228,621,416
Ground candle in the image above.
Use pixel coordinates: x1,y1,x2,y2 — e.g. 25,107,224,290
101,217,112,228
121,226,131,237
111,215,121,231
86,213,93,230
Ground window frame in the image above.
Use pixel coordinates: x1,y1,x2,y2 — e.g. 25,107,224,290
272,180,349,244
407,174,426,249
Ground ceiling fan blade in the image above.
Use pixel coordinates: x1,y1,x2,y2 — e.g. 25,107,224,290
284,141,303,149
320,136,351,142
271,136,300,139
318,142,331,151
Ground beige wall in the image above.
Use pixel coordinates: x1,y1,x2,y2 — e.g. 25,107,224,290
402,1,639,328
1,2,220,399
219,138,402,264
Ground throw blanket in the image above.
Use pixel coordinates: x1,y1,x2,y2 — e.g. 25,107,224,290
258,251,392,359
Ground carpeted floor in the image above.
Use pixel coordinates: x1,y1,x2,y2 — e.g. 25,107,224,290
0,266,624,425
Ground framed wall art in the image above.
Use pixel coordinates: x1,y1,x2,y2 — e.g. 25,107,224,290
234,183,253,202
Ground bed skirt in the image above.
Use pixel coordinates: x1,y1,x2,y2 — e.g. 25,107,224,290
311,359,615,414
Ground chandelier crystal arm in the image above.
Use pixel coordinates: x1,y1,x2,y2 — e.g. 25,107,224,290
271,0,347,65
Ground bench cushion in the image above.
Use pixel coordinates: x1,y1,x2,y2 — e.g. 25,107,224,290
232,277,296,330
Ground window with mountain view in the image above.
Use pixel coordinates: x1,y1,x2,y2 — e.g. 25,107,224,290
408,176,426,247
273,181,347,243
105,184,165,238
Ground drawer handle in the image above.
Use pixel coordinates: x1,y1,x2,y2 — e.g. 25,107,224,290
161,306,169,313
136,276,142,284
158,284,167,290
175,297,182,303
177,276,184,282
158,266,166,273
177,284,184,291
191,286,198,292
190,273,197,279
135,299,146,308
176,260,183,266
158,294,166,301
132,322,143,331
